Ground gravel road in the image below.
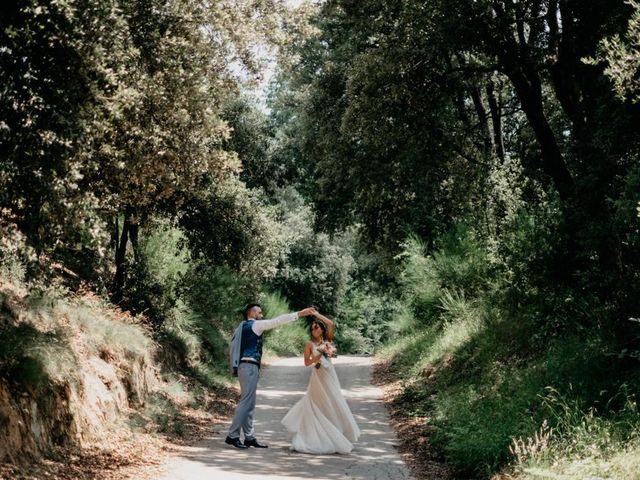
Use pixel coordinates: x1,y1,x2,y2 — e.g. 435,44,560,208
157,355,414,480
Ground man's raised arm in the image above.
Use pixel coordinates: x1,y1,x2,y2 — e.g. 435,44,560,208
252,307,315,335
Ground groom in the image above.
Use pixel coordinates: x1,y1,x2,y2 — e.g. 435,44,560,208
225,303,315,449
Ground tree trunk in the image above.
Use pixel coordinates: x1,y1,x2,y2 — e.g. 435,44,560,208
486,80,505,162
470,86,492,155
112,209,134,304
129,219,140,262
547,7,623,278
506,67,575,203
112,216,120,252
504,63,580,270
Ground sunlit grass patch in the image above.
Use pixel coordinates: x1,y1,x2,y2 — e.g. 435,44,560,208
378,328,436,380
413,307,484,376
516,436,640,480
65,299,154,361
510,386,640,480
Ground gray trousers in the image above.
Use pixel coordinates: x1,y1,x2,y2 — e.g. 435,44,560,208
228,362,260,439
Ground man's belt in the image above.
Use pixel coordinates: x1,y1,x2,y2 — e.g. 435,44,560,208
240,359,260,366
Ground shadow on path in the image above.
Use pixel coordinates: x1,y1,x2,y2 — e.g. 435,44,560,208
157,356,414,480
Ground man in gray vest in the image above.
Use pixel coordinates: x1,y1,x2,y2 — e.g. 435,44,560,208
225,303,315,449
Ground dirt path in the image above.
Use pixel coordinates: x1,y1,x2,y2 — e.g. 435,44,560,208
156,355,414,480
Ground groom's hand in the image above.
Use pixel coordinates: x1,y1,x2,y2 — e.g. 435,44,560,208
297,307,315,317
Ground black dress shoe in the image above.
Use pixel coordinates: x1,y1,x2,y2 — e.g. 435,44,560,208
225,436,249,449
244,438,268,448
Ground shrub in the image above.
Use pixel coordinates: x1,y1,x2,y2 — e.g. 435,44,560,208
398,225,491,329
262,291,308,357
335,284,401,354
181,263,252,334
124,220,190,323
270,188,356,315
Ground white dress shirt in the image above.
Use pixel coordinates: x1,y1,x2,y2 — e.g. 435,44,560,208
248,312,299,336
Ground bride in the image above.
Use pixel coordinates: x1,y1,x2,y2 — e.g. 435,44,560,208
281,309,360,454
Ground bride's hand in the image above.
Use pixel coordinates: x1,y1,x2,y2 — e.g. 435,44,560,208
298,307,315,317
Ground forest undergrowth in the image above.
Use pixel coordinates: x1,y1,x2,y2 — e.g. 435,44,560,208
0,233,239,479
377,230,640,480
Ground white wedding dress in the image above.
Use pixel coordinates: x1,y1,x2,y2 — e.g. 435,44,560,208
281,343,360,454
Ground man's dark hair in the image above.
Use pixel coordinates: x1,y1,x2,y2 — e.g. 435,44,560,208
243,303,261,319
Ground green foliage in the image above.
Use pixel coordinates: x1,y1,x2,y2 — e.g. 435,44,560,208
117,219,247,381
594,0,640,103
272,0,640,343
381,224,640,477
141,294,231,388
0,221,30,284
335,284,401,354
179,178,287,285
398,226,491,329
272,232,353,314
181,264,251,334
125,220,190,321
386,313,640,477
223,95,280,193
0,0,294,293
268,188,356,316
262,291,308,357
432,380,540,476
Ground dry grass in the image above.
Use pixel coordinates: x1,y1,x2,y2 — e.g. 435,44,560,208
0,279,239,480
0,383,238,480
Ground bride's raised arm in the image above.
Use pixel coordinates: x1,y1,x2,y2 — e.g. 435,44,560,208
311,309,335,341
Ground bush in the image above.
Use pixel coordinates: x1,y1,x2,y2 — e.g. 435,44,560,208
270,188,356,315
181,263,252,334
117,218,252,383
398,225,491,329
335,284,401,354
179,178,287,284
261,291,308,357
122,220,190,322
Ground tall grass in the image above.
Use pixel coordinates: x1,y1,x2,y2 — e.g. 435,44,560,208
61,299,153,361
512,386,640,479
397,226,490,330
262,291,308,357
381,225,640,478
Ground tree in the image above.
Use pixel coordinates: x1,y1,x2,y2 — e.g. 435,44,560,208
270,0,640,331
595,0,640,103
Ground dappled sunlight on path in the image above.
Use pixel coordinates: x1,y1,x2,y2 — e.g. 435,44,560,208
156,356,414,480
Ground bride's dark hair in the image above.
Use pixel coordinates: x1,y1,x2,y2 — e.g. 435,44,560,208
309,320,327,340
